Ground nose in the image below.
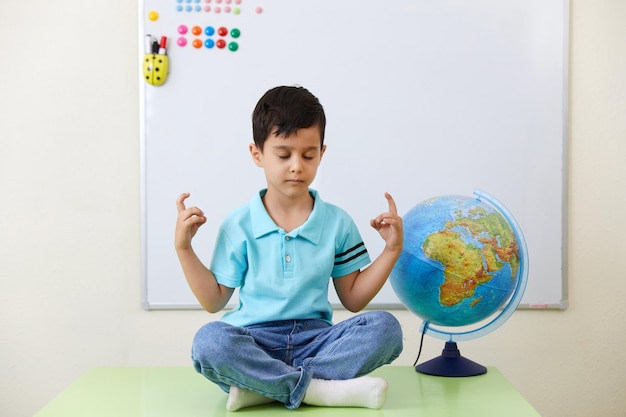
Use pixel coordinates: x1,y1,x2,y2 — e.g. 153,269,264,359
290,156,303,173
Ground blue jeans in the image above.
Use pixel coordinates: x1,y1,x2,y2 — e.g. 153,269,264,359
191,310,403,409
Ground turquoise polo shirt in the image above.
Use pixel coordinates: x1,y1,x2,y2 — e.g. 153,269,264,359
210,189,371,327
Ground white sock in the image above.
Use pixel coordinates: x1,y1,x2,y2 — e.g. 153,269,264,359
303,376,388,409
226,386,275,411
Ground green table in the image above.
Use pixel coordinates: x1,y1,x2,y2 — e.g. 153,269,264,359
34,366,540,416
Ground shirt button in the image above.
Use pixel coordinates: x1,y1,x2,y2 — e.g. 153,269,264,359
285,236,291,241
285,255,291,263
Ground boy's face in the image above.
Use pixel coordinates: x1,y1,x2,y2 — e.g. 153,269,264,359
250,125,326,201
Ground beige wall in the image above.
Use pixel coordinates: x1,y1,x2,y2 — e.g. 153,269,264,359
1,1,625,416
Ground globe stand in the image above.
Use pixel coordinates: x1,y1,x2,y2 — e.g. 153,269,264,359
416,341,487,377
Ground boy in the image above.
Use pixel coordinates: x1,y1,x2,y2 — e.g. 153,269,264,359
174,86,403,411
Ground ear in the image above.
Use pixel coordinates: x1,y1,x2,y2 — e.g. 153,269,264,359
249,143,263,167
319,144,327,162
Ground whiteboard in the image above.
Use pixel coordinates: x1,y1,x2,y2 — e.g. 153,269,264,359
140,0,569,310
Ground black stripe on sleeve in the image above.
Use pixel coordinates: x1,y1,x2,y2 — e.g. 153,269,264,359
334,242,368,266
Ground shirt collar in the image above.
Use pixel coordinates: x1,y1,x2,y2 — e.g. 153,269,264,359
250,188,324,245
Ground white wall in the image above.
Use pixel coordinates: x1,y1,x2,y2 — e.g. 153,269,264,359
1,1,624,416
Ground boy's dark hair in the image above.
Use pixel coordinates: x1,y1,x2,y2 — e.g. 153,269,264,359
252,86,326,151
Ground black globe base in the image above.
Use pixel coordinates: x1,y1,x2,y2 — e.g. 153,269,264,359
415,341,487,377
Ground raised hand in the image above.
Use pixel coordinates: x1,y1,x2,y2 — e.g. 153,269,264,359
370,192,403,253
175,192,207,250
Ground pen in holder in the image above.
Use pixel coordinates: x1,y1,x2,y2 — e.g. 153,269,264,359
143,53,169,86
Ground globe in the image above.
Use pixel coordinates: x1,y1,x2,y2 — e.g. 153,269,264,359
390,190,528,377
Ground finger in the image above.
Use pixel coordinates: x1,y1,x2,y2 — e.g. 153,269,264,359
376,215,399,227
186,213,207,226
176,192,190,213
384,192,398,215
180,206,205,220
190,207,206,219
372,215,391,228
